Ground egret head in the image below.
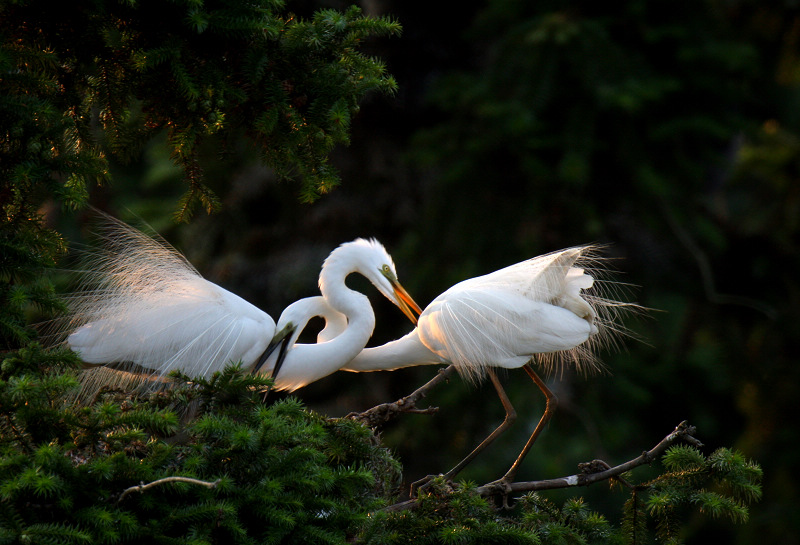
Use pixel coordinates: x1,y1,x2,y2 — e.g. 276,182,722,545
321,238,422,324
377,261,422,325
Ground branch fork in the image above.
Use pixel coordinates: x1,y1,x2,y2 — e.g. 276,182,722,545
347,365,457,427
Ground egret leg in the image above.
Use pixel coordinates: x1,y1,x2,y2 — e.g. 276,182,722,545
410,368,517,497
443,368,517,479
494,363,558,490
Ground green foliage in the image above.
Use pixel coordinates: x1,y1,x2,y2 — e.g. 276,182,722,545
520,493,616,545
0,216,68,349
0,345,762,544
361,478,540,544
1,0,400,220
638,445,763,543
0,361,401,544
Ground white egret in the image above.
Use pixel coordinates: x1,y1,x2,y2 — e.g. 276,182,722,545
65,214,420,395
341,245,634,492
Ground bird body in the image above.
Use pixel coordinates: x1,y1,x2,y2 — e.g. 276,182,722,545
341,245,633,489
344,246,613,379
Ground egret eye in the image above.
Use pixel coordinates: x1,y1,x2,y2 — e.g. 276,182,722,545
382,264,391,274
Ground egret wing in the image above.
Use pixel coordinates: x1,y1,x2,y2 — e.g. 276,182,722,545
416,246,600,381
461,246,590,295
417,286,594,381
65,213,274,381
68,278,274,378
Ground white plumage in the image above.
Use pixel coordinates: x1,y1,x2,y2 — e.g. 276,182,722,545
66,216,275,383
416,248,600,379
344,245,626,377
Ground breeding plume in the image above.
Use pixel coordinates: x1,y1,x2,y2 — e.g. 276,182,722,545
65,215,419,395
342,246,634,490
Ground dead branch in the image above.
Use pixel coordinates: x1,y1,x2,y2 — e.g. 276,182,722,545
117,476,221,503
384,421,701,512
347,364,458,428
477,420,702,496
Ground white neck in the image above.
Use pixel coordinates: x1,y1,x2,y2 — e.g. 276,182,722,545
269,249,378,391
342,329,445,372
318,253,375,324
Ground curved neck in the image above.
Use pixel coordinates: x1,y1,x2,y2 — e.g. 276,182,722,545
271,261,377,392
342,329,445,372
318,253,375,320
271,315,375,391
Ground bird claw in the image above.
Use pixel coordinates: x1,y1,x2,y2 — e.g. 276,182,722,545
482,478,514,509
409,473,453,498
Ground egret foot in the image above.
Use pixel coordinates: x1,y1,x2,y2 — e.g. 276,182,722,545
482,478,515,509
409,474,455,498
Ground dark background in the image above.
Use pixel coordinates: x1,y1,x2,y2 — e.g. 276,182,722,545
68,1,800,543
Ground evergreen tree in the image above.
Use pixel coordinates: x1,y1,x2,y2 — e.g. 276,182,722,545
0,359,401,543
1,0,400,221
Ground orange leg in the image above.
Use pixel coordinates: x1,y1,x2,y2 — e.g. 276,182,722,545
495,363,558,488
410,368,516,496
442,368,517,479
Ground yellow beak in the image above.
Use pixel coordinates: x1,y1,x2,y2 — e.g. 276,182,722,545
390,279,423,325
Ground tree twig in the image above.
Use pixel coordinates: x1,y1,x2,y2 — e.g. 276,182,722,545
117,476,221,503
477,420,702,496
347,364,457,428
383,421,701,512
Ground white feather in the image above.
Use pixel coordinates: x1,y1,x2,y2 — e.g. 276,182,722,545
345,245,639,381
63,213,275,394
62,218,418,397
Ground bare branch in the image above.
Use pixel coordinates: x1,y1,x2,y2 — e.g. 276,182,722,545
478,420,700,496
117,476,221,503
347,364,457,428
384,421,701,512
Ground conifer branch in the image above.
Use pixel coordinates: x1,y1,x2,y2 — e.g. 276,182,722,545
117,476,221,503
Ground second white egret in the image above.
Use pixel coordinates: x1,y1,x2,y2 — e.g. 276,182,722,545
342,245,635,491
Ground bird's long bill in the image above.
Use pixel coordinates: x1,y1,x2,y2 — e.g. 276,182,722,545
391,280,423,325
270,334,293,382
253,323,293,376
